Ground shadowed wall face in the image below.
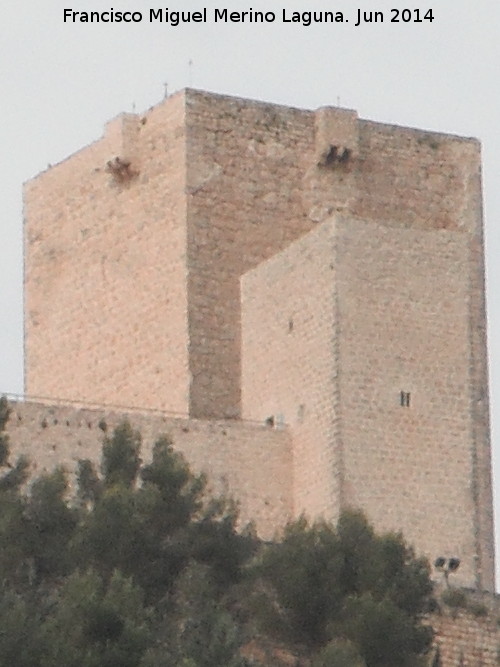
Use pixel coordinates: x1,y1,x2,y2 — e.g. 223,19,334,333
241,222,339,521
185,92,317,418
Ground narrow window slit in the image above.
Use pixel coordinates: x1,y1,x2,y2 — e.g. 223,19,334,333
400,391,411,407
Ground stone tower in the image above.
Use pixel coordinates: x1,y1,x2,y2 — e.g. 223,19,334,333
24,90,495,590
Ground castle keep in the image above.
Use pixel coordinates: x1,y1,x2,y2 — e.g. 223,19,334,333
19,89,494,592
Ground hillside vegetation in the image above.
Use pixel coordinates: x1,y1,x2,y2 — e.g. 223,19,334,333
0,397,434,666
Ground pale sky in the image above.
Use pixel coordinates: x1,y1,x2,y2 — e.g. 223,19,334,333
2,0,500,581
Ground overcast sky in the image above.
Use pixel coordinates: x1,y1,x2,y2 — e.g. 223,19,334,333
2,0,500,580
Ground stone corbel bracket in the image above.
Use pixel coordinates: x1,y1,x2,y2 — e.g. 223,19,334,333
314,106,359,168
302,106,359,222
103,113,141,184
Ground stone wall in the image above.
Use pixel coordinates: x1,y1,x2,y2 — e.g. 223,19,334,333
241,221,339,521
24,89,489,420
432,613,500,666
241,214,493,590
185,91,318,418
24,92,190,414
22,89,494,589
335,217,481,590
4,400,293,540
431,590,500,667
5,400,499,657
184,93,484,419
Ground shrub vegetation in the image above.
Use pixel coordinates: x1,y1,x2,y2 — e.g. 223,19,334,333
0,397,434,666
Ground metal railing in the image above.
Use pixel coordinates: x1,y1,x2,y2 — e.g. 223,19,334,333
1,391,286,428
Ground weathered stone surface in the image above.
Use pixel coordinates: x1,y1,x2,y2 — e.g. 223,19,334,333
5,400,292,540
23,89,494,591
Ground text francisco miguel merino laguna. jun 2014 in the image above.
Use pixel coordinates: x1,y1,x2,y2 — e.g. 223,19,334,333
62,7,435,27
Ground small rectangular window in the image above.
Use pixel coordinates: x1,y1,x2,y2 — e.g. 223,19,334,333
400,391,410,407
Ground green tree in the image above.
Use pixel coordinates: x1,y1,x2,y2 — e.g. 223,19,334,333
0,397,29,491
341,594,431,667
0,587,42,666
39,569,151,667
101,421,142,489
25,468,78,582
74,424,250,603
0,483,29,586
0,454,30,492
188,497,257,589
253,511,433,665
0,418,436,666
142,562,250,667
140,435,205,533
0,467,77,588
253,516,344,645
312,638,366,667
76,458,102,507
0,396,11,466
73,429,203,596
